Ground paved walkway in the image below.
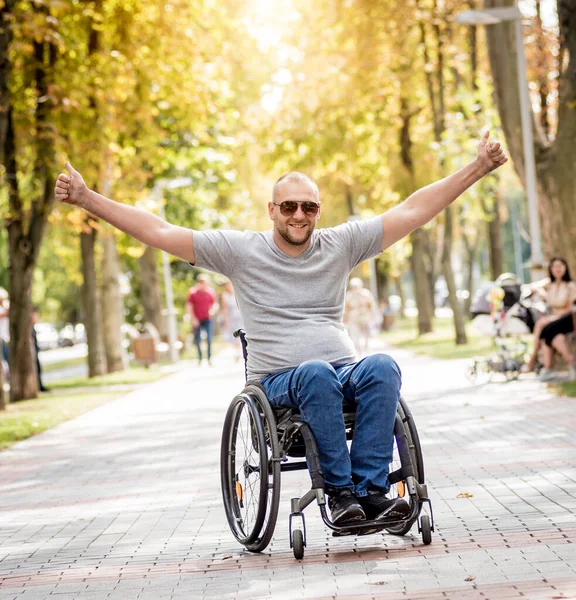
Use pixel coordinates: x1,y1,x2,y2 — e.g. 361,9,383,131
0,342,575,599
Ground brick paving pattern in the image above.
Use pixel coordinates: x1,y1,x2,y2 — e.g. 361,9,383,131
0,343,575,599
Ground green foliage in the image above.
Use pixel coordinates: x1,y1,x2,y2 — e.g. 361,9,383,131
556,381,576,398
252,0,517,292
0,364,169,449
6,0,273,324
0,392,118,450
48,364,169,389
4,0,533,329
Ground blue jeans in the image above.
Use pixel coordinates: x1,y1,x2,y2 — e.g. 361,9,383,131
261,354,401,497
193,319,213,361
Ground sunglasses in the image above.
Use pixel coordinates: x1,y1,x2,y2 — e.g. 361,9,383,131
273,201,320,217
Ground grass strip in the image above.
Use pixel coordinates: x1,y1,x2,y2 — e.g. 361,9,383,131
555,381,576,397
0,392,117,451
382,315,524,360
0,366,173,450
41,355,87,374
49,365,169,390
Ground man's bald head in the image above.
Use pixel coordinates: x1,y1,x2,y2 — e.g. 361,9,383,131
272,172,319,204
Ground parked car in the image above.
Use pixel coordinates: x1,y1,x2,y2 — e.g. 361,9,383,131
74,323,86,344
35,323,60,351
58,323,88,347
58,324,76,347
435,278,469,308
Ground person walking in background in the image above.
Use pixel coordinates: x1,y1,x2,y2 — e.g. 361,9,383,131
0,289,9,380
344,278,378,358
221,280,243,362
186,274,218,366
31,307,48,392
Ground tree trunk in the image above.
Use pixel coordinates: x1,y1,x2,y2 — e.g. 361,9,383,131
462,233,476,317
4,23,56,401
487,195,503,280
81,224,107,377
138,246,166,337
394,276,406,319
8,250,37,401
442,206,468,344
427,8,467,344
78,0,108,378
484,0,576,272
100,233,125,373
398,94,433,334
534,0,552,138
4,97,37,400
410,229,434,334
374,261,389,305
345,185,356,216
426,231,439,319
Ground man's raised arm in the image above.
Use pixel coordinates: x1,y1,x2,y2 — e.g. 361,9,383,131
380,131,507,251
54,163,196,263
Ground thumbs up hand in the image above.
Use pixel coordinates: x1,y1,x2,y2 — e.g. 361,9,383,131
54,162,88,207
477,131,508,174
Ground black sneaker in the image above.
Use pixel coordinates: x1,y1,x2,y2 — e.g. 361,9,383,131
358,490,411,520
328,489,366,525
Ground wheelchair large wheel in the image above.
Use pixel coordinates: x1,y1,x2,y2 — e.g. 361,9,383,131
221,384,281,552
385,397,425,536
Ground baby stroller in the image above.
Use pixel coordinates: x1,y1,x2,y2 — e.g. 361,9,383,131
467,273,544,381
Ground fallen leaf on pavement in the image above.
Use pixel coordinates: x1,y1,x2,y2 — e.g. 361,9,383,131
464,576,476,582
457,493,473,498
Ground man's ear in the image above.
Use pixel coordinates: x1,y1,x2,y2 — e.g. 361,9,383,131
268,202,275,221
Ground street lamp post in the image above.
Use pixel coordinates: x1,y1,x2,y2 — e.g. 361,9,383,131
151,178,193,363
455,6,546,281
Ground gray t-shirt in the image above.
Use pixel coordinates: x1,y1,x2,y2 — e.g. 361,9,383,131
192,217,383,380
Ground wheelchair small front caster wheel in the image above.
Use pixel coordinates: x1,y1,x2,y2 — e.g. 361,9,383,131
292,529,305,559
420,514,432,545
289,510,306,559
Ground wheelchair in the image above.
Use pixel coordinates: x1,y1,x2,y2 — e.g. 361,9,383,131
220,330,434,559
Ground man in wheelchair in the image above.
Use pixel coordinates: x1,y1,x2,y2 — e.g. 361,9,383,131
55,134,507,527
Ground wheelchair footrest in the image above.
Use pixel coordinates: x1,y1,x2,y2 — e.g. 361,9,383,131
332,523,387,537
328,515,410,536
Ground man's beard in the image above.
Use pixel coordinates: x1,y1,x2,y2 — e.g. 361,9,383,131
277,223,314,246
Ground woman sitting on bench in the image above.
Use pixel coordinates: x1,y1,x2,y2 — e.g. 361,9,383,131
538,307,576,382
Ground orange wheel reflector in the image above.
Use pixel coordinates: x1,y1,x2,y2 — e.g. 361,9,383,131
397,481,406,498
235,481,243,501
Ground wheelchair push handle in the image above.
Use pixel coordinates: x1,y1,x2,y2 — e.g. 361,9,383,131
233,328,247,349
234,329,249,381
